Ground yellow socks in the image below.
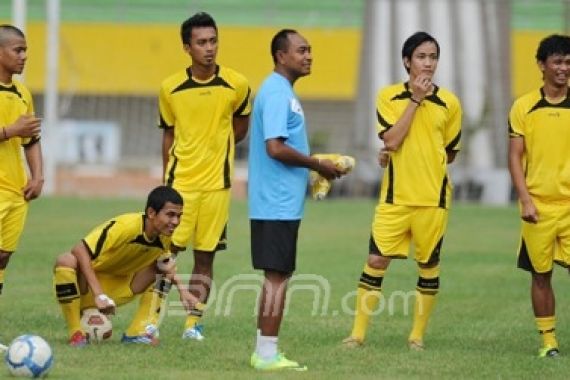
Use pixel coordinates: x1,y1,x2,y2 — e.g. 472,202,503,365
125,277,172,336
536,316,558,349
350,264,384,341
409,266,440,344
184,302,206,330
53,267,82,337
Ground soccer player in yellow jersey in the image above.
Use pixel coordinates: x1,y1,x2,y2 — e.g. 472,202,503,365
0,25,43,296
343,32,462,350
158,12,251,340
53,186,200,347
508,34,570,358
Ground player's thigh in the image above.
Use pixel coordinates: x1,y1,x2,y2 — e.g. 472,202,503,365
130,265,159,294
411,207,448,265
194,189,230,252
0,195,28,252
520,204,558,273
171,190,201,249
80,273,135,309
371,203,412,258
553,205,570,268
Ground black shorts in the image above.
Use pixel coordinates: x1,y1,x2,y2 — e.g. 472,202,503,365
250,220,300,274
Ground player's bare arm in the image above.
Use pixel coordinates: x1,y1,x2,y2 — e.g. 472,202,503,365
382,74,432,151
508,136,538,223
71,242,116,315
162,268,201,312
266,138,342,180
22,141,43,201
4,114,41,140
154,252,201,310
233,115,249,143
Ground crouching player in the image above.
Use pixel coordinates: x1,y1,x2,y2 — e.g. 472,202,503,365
53,185,203,346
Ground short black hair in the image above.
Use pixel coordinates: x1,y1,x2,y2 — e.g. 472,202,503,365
536,34,570,62
0,24,25,46
271,29,298,64
180,12,217,44
401,31,440,73
146,186,183,214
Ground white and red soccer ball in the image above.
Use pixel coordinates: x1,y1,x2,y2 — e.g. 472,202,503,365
80,308,113,343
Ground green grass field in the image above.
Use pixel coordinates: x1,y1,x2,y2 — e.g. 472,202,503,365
2,197,570,379
0,0,364,26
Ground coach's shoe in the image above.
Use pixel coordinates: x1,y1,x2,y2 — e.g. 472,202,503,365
342,336,363,348
69,331,89,347
538,346,560,358
182,324,204,341
408,339,425,351
250,352,307,371
121,324,159,346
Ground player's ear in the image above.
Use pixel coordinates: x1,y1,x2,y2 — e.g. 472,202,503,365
403,57,410,70
146,207,157,219
276,50,286,65
183,43,191,54
537,60,545,73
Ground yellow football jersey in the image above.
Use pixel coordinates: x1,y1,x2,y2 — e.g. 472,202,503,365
159,65,251,192
509,87,570,203
0,80,38,195
82,213,171,276
376,82,462,209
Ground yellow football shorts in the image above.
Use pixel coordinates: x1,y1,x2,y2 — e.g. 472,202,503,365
0,191,28,253
172,189,230,252
371,203,448,264
518,198,570,273
80,272,135,309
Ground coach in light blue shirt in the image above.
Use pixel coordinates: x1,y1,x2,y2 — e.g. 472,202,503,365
247,29,342,371
248,71,309,220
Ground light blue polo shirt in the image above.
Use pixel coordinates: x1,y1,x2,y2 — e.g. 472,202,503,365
248,72,310,220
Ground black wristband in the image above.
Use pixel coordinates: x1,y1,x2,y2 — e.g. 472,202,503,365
410,97,421,105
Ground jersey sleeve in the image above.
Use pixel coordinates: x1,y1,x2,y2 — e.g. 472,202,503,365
376,88,397,136
82,219,129,260
444,96,462,151
233,75,251,117
261,91,290,141
508,99,525,138
158,83,175,129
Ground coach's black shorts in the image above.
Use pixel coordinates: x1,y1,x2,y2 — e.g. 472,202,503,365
250,220,301,274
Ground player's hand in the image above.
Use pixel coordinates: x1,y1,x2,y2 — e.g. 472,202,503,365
156,253,176,273
378,148,389,168
316,159,343,180
10,115,42,138
520,199,539,224
410,74,432,103
95,294,116,315
178,289,200,312
22,177,44,201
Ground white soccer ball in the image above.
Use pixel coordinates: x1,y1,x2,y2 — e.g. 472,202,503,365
80,308,113,343
4,334,53,378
